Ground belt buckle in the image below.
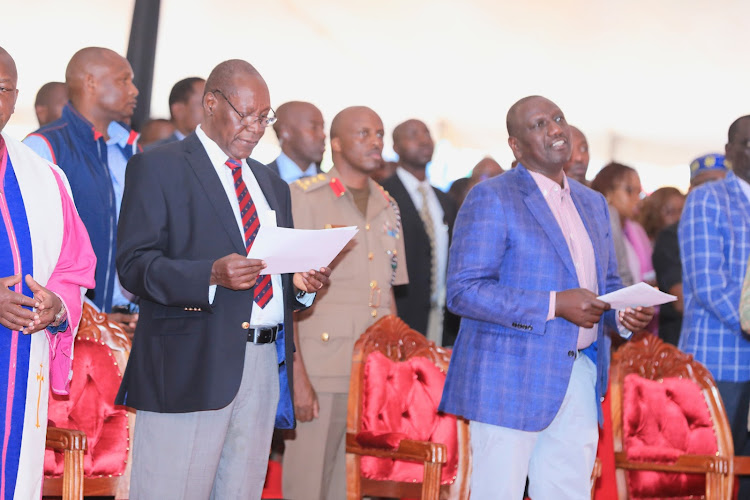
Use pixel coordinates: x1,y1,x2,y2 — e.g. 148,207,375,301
250,325,278,344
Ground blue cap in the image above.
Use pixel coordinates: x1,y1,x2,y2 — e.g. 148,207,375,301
690,153,727,179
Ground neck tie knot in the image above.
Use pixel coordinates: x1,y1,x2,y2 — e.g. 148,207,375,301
225,158,242,172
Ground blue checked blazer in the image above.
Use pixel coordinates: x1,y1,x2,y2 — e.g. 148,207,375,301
678,172,750,382
439,165,622,432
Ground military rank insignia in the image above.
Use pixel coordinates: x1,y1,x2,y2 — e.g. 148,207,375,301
329,178,346,197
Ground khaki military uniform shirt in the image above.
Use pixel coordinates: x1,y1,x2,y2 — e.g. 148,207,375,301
290,167,409,393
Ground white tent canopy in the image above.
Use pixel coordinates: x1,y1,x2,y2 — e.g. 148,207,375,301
6,0,749,192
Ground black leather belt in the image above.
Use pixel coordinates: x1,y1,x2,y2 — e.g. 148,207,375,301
247,324,280,344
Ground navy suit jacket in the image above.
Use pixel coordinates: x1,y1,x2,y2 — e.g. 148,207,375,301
115,133,305,428
380,173,459,345
439,165,622,431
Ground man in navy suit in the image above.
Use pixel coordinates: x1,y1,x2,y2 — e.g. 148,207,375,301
439,96,653,499
116,59,330,499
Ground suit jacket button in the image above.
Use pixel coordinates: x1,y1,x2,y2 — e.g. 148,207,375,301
568,350,575,358
321,332,329,342
241,322,250,330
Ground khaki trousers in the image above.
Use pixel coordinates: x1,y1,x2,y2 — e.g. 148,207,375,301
283,392,348,500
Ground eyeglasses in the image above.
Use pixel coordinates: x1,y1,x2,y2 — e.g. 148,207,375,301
211,89,276,127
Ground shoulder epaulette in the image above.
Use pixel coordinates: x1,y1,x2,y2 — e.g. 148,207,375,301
376,183,394,203
293,173,328,192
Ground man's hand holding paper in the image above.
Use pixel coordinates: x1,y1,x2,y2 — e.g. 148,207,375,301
597,281,677,309
598,282,676,332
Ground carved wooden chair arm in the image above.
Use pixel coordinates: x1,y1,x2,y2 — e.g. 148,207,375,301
614,451,730,475
346,432,447,464
46,426,86,500
46,426,87,452
733,456,750,475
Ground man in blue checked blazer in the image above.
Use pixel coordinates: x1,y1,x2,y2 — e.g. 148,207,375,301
679,115,750,497
439,96,653,500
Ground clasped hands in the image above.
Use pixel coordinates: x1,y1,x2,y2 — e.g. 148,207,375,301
210,253,331,293
0,274,62,334
555,287,654,332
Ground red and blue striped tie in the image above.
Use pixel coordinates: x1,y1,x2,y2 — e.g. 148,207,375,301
226,158,273,308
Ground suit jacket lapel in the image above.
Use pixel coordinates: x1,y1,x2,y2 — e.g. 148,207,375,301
571,187,606,291
517,166,578,281
183,134,246,255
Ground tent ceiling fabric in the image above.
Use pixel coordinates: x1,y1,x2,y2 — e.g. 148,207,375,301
5,0,750,190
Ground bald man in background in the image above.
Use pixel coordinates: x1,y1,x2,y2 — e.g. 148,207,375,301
562,126,590,185
471,156,504,183
25,47,140,331
268,101,325,183
139,118,176,148
34,81,67,127
381,119,458,346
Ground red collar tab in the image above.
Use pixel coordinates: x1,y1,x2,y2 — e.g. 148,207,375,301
127,129,138,146
329,178,346,198
92,127,104,141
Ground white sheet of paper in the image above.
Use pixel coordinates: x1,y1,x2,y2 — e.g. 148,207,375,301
597,281,677,309
247,225,358,275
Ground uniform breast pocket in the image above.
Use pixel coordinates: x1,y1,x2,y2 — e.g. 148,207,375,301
298,312,355,378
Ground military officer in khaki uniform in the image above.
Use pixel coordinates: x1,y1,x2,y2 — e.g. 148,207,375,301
283,106,408,500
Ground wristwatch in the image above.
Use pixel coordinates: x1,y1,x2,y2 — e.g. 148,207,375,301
51,303,67,327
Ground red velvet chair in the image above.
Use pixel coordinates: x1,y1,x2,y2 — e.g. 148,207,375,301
346,315,470,500
610,332,740,499
44,304,133,499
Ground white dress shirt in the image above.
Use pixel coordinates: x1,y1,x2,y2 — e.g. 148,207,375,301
197,125,285,327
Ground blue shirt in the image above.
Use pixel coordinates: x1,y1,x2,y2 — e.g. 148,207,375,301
275,152,317,184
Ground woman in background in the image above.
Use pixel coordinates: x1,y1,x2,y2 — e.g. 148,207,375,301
638,187,685,243
591,163,655,286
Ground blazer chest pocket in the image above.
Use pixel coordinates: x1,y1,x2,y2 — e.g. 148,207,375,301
152,305,207,335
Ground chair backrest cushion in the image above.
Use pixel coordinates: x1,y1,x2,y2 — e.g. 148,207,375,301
44,337,129,478
622,373,718,499
359,350,458,484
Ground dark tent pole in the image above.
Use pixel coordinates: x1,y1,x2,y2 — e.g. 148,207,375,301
126,0,161,132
